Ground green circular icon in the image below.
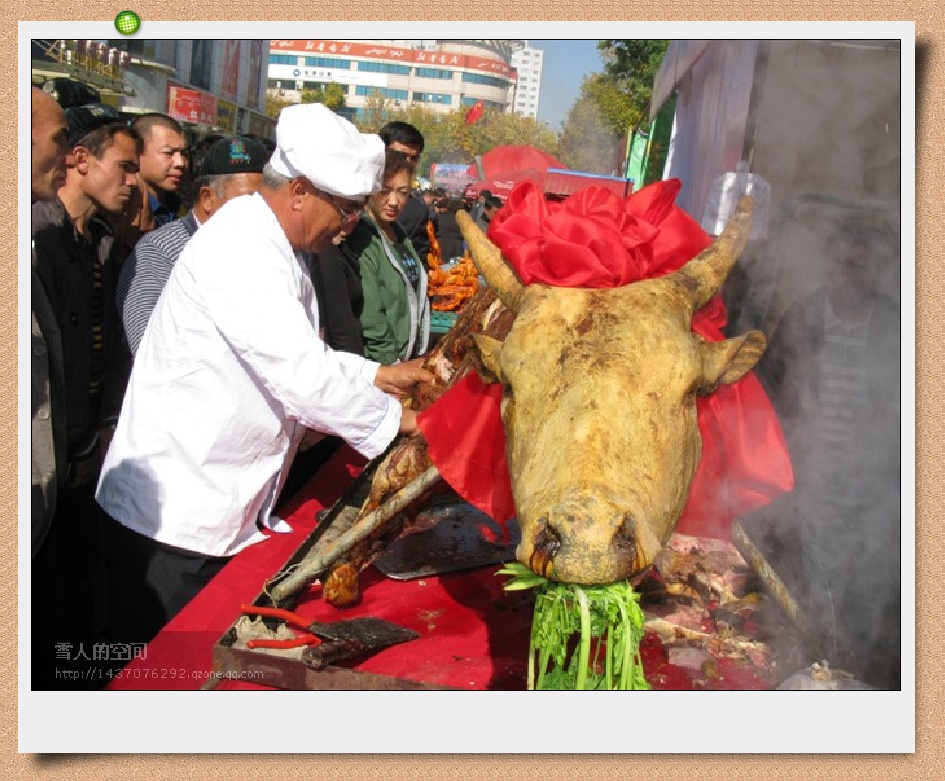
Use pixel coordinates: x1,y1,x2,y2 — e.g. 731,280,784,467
114,10,141,35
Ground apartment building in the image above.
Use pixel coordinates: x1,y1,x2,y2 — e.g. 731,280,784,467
510,44,544,119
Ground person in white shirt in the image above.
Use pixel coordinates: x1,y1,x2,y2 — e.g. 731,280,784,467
96,104,434,647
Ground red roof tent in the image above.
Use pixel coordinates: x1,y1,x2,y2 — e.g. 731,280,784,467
542,168,635,198
464,168,545,202
466,144,567,180
466,168,636,202
464,145,633,201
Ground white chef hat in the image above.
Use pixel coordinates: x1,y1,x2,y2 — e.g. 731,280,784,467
268,103,385,199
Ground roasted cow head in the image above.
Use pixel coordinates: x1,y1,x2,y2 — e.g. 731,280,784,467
456,197,765,585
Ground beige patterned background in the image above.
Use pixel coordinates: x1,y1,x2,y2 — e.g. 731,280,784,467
4,5,936,777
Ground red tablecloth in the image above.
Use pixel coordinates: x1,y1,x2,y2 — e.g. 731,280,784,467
107,444,772,691
107,444,534,691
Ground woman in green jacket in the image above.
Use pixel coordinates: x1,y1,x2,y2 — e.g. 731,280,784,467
316,149,430,365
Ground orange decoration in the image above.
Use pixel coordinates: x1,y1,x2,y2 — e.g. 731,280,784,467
425,219,480,312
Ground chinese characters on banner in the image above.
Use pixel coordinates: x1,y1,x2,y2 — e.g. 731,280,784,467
166,82,218,125
268,39,513,77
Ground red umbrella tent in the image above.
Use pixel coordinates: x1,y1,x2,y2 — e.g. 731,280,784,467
466,144,567,179
464,145,568,200
464,168,546,202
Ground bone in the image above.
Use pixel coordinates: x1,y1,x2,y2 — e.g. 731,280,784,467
730,518,809,634
269,465,442,605
456,210,525,312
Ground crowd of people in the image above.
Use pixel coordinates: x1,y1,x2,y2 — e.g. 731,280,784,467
29,85,900,691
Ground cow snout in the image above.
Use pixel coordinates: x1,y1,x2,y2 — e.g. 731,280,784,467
517,502,640,584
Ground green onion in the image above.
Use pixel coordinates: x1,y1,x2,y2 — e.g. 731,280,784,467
496,562,651,691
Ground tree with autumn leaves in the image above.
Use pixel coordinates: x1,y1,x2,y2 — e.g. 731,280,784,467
266,82,347,119
557,40,670,175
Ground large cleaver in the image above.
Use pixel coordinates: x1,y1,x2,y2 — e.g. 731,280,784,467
301,617,420,671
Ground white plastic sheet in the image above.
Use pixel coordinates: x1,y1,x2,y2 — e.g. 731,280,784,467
659,41,759,223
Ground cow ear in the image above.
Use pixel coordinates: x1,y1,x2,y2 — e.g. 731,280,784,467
471,334,507,385
696,330,767,393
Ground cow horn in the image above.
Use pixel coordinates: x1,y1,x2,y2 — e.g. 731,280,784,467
675,195,754,312
456,210,524,312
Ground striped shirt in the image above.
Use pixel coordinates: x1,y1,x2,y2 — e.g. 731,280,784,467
117,212,198,355
801,298,873,522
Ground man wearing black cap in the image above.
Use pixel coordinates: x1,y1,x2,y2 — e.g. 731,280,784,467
31,112,141,687
117,135,269,355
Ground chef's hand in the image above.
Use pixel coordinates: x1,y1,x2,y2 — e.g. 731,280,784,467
400,355,429,370
375,362,435,398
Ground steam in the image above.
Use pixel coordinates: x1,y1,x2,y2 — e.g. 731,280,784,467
668,40,902,688
750,211,901,690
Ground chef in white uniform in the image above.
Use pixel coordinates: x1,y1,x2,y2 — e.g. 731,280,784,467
96,104,433,646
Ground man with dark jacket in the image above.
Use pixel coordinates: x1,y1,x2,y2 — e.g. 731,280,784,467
31,87,71,694
31,115,141,688
31,87,69,558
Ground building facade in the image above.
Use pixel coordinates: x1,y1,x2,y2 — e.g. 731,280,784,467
267,39,526,120
31,39,275,141
510,44,544,119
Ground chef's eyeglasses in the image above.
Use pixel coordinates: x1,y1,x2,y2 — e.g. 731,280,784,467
317,190,365,223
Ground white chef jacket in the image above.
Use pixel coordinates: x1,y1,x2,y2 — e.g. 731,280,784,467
96,193,401,557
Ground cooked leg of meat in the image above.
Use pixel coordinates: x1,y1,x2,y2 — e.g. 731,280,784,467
270,289,515,607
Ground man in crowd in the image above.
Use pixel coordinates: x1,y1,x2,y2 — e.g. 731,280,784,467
474,194,503,232
420,186,437,218
31,110,141,688
117,135,269,355
130,113,188,226
30,86,69,558
96,104,433,648
378,121,433,267
30,87,69,203
469,188,493,224
31,86,70,692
